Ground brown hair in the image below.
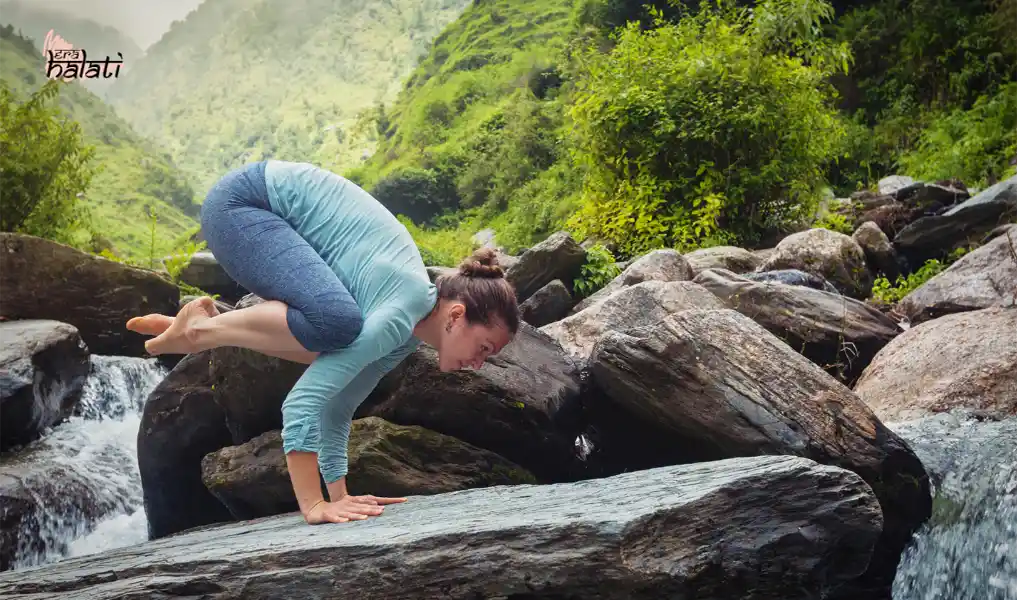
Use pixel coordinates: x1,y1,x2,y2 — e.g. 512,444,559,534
435,247,519,334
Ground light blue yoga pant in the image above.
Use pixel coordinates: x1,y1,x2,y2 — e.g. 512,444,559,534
199,160,364,352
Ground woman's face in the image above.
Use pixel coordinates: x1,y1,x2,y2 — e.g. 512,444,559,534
436,303,512,372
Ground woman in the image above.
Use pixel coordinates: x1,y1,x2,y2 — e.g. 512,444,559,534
127,159,519,526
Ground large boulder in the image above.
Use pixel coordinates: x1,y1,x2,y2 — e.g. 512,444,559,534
207,293,308,443
0,320,89,451
518,279,572,327
853,221,902,281
855,201,921,239
201,419,537,519
541,280,724,362
570,249,693,313
586,308,931,591
894,175,1017,264
898,227,1017,324
137,351,235,539
878,175,916,195
0,233,180,357
363,323,583,483
693,269,900,383
684,245,762,276
0,456,884,600
757,228,873,299
854,307,1017,422
505,231,587,302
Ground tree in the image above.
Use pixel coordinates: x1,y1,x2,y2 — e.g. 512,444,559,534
563,0,852,256
0,80,97,243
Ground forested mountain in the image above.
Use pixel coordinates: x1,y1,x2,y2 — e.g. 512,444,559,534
105,0,473,191
0,1,143,98
0,26,199,262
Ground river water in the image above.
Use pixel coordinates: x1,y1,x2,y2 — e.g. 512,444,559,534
3,355,165,570
2,356,1014,600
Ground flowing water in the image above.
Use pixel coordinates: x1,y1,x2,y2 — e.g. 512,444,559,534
3,356,1015,600
890,412,1017,600
3,355,166,570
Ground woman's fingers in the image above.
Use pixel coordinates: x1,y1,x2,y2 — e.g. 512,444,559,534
363,495,407,505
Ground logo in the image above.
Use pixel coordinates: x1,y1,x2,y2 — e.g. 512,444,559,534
42,29,124,81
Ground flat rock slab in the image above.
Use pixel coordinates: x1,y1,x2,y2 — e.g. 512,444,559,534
0,456,882,600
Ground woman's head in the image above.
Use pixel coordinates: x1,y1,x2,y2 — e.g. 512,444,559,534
431,248,519,371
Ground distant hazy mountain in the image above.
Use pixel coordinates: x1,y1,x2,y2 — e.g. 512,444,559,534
105,0,472,190
0,0,144,98
5,0,205,50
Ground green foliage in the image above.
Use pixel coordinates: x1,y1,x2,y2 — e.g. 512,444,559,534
0,29,200,261
106,0,473,192
829,0,1015,190
871,258,946,304
0,79,97,244
563,0,850,257
897,83,1017,186
573,243,620,299
396,214,477,267
814,212,855,235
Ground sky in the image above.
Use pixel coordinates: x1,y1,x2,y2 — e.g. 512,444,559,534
21,0,206,49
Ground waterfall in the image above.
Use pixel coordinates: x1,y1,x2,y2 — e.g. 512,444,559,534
890,411,1017,600
4,355,166,570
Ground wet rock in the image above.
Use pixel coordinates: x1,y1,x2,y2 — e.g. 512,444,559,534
0,456,883,600
201,419,536,519
364,323,583,483
505,231,587,302
570,249,692,314
0,320,89,451
683,245,761,276
743,269,841,294
898,228,1017,324
694,269,899,383
854,307,1017,422
0,233,180,357
853,221,902,281
587,308,931,592
758,228,873,298
519,279,572,327
541,280,724,362
137,351,234,539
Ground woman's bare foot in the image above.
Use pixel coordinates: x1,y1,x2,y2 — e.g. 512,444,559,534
126,314,174,336
128,302,221,337
144,297,218,355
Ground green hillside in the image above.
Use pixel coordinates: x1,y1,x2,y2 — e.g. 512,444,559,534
346,0,579,255
105,0,473,192
0,25,199,263
0,0,143,99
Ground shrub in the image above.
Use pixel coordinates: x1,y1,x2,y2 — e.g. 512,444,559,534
0,80,98,244
369,166,457,224
563,0,850,257
573,243,620,299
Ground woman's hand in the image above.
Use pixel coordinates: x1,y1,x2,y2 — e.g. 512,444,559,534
303,494,408,525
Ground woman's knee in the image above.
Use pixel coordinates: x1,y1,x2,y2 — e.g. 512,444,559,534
290,295,364,351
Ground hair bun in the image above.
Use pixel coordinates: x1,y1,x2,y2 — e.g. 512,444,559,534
459,247,504,278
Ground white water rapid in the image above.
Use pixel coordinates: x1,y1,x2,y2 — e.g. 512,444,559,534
4,355,166,570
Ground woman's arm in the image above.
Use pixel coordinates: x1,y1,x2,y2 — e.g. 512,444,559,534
279,306,413,513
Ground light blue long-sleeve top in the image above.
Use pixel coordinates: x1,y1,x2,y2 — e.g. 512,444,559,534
263,159,437,483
